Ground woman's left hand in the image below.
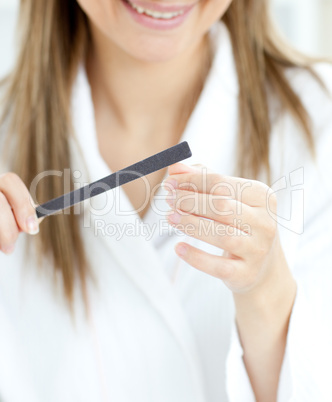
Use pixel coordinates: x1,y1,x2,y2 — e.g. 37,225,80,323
163,162,289,294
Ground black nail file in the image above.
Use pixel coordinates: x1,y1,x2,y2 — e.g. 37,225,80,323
35,141,192,218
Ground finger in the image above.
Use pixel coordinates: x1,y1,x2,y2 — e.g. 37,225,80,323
30,198,45,225
0,192,20,254
167,209,251,257
168,162,201,176
164,172,269,207
167,189,256,231
0,173,39,234
175,242,238,280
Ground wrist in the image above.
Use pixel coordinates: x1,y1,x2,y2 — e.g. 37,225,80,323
232,249,297,402
233,249,297,325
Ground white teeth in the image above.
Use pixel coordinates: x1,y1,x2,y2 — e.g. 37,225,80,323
128,1,184,19
136,5,145,13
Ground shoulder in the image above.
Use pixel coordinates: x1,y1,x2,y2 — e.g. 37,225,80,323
286,62,332,94
272,62,332,152
269,62,332,207
285,62,332,129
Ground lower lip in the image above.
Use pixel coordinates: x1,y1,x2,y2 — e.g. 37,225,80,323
121,0,195,30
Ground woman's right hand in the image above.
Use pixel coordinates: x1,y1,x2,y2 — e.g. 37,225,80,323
0,172,39,255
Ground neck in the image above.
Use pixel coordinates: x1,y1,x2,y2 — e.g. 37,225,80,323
86,24,212,143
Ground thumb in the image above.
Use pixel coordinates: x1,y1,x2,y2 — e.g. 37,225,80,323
30,197,46,225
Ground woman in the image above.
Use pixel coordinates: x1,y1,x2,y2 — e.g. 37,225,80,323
0,0,331,401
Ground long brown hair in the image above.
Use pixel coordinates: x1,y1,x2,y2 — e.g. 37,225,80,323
0,0,320,303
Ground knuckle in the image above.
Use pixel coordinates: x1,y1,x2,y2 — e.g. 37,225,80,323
209,173,224,189
0,172,20,186
252,181,272,204
0,173,32,211
254,180,269,192
0,191,6,203
0,173,32,212
212,197,231,215
267,188,277,209
261,217,277,239
209,175,235,198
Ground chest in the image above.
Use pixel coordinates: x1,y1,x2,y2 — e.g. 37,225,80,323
96,130,180,219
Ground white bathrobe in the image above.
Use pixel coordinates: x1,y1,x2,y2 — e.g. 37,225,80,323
0,21,332,402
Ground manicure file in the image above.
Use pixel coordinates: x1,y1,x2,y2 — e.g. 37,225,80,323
35,141,192,218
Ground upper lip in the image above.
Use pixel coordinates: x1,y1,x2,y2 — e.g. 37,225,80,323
127,0,197,13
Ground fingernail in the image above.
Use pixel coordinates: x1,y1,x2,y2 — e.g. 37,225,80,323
168,211,181,225
187,164,200,171
162,179,177,191
166,190,176,208
26,215,39,235
176,244,187,257
3,244,15,254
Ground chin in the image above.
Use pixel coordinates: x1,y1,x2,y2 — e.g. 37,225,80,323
130,48,184,63
122,36,188,63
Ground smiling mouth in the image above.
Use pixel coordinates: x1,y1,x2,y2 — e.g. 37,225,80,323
123,0,186,20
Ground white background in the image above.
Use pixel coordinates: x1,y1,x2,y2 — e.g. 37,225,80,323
0,0,332,78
